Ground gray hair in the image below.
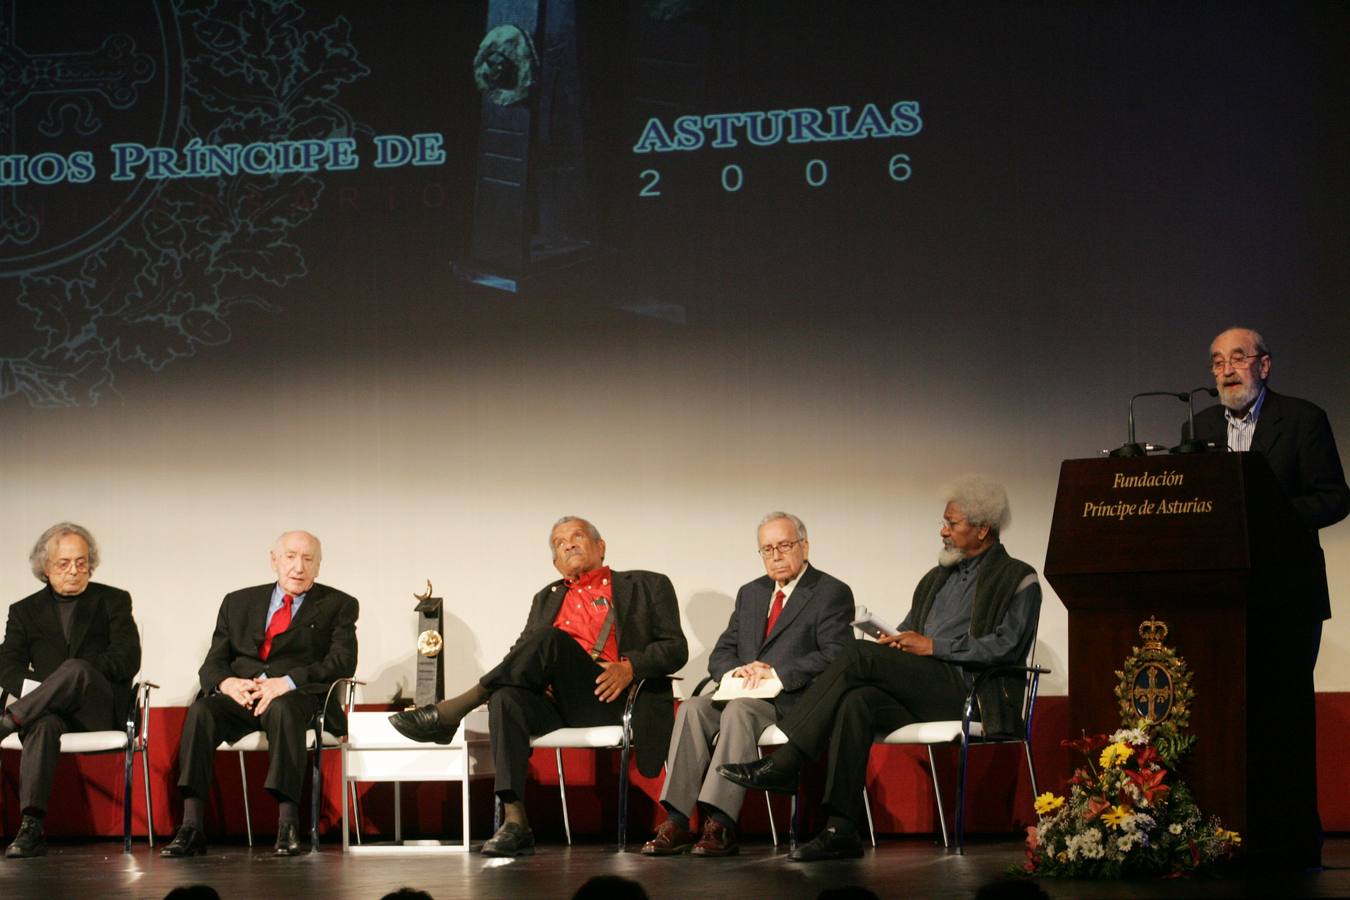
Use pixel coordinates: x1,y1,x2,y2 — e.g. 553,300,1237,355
29,522,100,582
549,516,602,550
758,511,807,542
943,475,1011,534
1220,325,1270,356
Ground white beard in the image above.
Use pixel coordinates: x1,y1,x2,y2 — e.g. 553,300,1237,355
1219,378,1262,413
938,546,963,568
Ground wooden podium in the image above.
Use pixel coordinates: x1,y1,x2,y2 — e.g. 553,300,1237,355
1045,452,1326,867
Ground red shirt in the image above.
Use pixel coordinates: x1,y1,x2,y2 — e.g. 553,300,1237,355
553,566,619,663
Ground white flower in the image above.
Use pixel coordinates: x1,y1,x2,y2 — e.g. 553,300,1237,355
1110,726,1150,746
1169,823,1183,835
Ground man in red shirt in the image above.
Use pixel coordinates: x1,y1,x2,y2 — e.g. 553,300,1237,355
390,516,687,856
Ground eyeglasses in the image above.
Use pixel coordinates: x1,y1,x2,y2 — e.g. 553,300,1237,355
758,540,803,558
1209,350,1266,373
940,518,967,531
52,558,90,573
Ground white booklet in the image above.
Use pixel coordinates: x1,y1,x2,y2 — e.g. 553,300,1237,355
850,614,899,639
711,674,783,701
21,678,41,697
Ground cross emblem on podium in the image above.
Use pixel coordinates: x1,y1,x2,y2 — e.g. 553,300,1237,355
0,1,154,248
1131,664,1173,721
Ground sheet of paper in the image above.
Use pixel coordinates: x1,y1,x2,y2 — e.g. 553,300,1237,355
711,674,783,701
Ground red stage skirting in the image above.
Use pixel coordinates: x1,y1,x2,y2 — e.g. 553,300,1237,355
5,695,1349,840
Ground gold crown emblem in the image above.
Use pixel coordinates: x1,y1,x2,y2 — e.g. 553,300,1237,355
1138,617,1168,650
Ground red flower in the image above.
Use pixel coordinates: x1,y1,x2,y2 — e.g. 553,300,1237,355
1135,745,1160,768
1062,733,1109,755
1125,766,1171,804
1083,796,1111,821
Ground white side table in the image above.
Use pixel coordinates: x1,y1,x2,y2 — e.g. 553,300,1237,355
341,707,493,853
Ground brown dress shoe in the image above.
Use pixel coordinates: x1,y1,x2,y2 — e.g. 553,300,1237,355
690,818,739,856
640,818,696,856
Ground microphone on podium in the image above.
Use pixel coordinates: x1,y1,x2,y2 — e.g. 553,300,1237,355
1171,386,1219,454
1109,391,1189,458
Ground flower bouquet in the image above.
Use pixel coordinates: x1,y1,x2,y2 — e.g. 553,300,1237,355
1021,723,1240,878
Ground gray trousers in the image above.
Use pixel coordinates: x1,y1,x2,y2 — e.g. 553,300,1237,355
658,694,777,820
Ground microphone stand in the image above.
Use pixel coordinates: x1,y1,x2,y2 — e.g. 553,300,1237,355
1171,386,1219,454
1110,391,1188,458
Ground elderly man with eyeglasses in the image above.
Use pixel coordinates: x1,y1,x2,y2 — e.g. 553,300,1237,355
716,476,1041,861
1183,326,1349,869
0,523,141,859
638,512,854,858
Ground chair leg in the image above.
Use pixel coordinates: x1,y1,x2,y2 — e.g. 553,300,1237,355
925,746,950,849
555,749,571,845
122,739,134,853
351,783,363,845
617,742,631,852
861,788,876,848
758,748,779,847
789,792,799,851
310,743,322,853
955,737,971,855
142,745,155,846
239,751,253,847
1023,738,1040,801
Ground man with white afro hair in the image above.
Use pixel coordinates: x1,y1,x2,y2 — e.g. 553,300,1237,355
717,474,1041,860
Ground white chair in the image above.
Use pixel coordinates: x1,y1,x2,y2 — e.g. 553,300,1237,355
0,680,158,852
863,638,1048,854
218,677,360,851
518,677,664,851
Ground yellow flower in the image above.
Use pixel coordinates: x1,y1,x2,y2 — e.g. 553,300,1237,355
1101,805,1131,829
1099,741,1134,769
1034,792,1066,815
1215,827,1242,846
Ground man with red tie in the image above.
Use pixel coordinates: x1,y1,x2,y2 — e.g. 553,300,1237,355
389,516,687,856
161,530,358,857
639,512,854,857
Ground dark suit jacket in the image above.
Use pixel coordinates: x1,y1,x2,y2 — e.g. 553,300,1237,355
197,582,359,732
0,582,141,718
707,563,854,715
1187,389,1350,619
508,569,688,777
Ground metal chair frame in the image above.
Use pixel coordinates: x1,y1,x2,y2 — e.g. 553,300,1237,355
0,680,158,852
219,676,362,852
863,639,1048,854
502,676,655,851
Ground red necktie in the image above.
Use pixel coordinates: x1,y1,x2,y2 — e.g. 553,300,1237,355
763,590,785,641
260,594,293,661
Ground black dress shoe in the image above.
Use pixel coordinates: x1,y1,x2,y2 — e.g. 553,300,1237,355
715,757,799,795
274,822,302,856
4,815,46,859
481,822,535,857
788,826,864,861
388,705,457,744
160,824,208,857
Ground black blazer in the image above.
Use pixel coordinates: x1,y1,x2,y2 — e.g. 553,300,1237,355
707,564,855,715
510,569,688,777
1187,389,1350,619
197,582,359,732
0,582,141,717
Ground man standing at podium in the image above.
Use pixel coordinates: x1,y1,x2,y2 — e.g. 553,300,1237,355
1187,326,1349,868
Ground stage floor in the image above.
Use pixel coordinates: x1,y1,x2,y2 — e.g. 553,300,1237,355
0,835,1346,899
